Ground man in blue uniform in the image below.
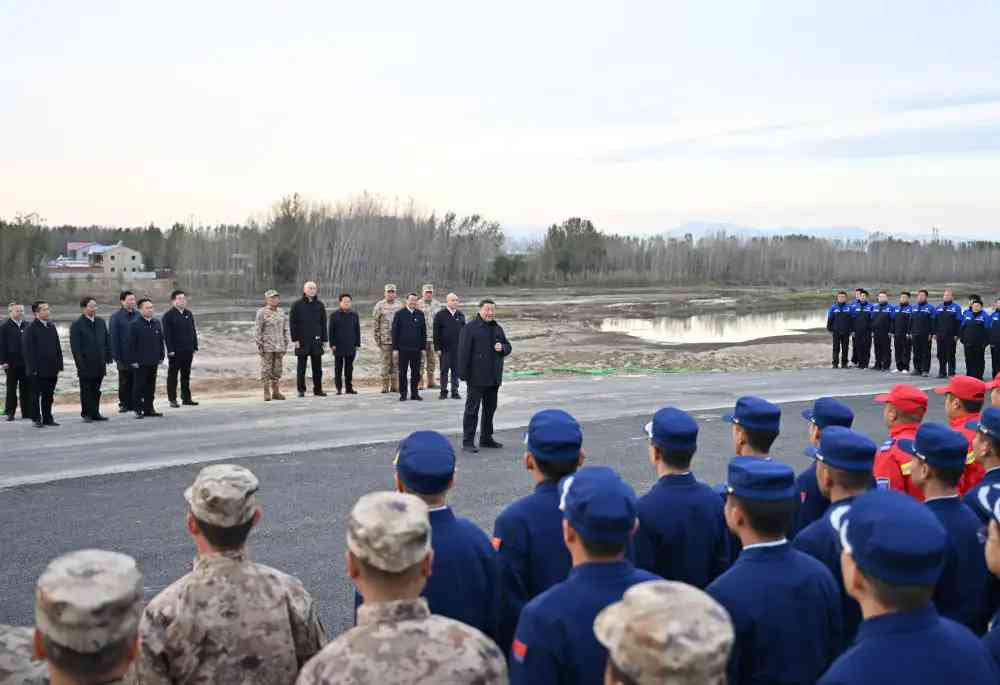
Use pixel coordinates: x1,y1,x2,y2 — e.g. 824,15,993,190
871,291,894,372
892,291,913,374
901,422,990,632
850,290,873,370
819,489,996,685
961,296,992,380
792,397,855,536
126,298,165,418
909,289,936,377
981,484,1000,667
935,288,964,378
991,297,1000,381
110,290,138,412
724,396,781,459
827,291,853,369
793,426,876,646
707,458,842,685
849,288,863,367
493,409,584,650
383,430,500,641
509,466,659,685
633,407,729,587
965,408,1000,523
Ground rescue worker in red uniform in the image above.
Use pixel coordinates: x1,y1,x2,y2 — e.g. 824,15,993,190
873,384,928,499
934,375,988,495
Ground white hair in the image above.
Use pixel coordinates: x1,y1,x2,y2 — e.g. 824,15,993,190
446,292,459,301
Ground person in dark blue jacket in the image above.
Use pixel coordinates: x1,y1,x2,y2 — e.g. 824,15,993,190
725,395,782,459
850,289,873,369
792,397,856,536
827,291,853,369
492,409,584,652
981,480,1000,669
961,296,992,380
901,422,990,632
109,290,138,412
870,291,895,371
633,407,729,588
819,489,997,685
391,293,427,401
365,430,500,641
328,293,361,395
892,291,913,374
432,293,466,399
936,288,964,378
707,458,843,685
509,466,659,685
964,408,1000,523
126,298,165,418
909,289,936,377
991,298,1000,381
794,426,876,646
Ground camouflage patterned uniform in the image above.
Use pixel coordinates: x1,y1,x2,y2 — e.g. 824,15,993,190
593,580,734,685
296,491,507,685
372,285,402,393
0,625,48,685
419,286,442,389
135,465,327,684
255,296,289,383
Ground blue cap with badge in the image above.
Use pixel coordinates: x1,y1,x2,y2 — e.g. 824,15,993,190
525,409,583,462
395,431,456,494
722,396,781,434
801,397,854,429
724,457,797,501
644,407,698,452
966,407,1000,440
837,489,946,586
896,422,969,470
559,466,637,542
804,426,876,472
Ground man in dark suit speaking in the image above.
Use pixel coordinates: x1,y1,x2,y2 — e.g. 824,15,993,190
458,299,512,453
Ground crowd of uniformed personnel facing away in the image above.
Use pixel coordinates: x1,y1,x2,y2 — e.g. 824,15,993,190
826,287,999,379
5,375,1000,685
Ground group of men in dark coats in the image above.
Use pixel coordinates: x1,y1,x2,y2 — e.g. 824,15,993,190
1,300,64,426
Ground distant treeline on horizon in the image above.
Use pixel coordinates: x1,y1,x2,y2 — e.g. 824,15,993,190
3,193,1000,301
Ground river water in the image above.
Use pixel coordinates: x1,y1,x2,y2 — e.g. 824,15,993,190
601,309,826,345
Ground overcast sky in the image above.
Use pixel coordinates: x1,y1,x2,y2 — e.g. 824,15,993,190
2,1,998,236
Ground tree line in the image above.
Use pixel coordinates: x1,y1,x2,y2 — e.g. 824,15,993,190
2,199,998,303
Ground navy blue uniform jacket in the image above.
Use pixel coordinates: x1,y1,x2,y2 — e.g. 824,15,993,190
707,541,843,685
109,307,137,362
964,468,1000,523
792,463,829,537
509,561,660,685
821,606,997,685
391,306,427,352
633,473,729,588
126,317,165,366
984,609,1000,671
162,307,198,354
926,496,990,633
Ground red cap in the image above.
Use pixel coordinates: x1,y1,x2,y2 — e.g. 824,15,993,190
874,384,929,414
987,373,1000,390
933,375,987,402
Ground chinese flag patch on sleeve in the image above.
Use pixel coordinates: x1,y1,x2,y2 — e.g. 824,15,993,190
512,639,528,662
491,537,502,551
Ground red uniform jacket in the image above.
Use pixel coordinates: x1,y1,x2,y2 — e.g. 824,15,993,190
873,422,923,501
952,414,984,495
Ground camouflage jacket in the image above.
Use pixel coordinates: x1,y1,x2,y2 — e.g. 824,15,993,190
372,300,402,347
255,306,290,353
295,598,507,685
134,550,326,685
0,625,47,685
419,299,442,342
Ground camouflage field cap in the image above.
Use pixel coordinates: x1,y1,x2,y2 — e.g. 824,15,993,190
184,464,259,527
384,284,397,292
422,284,434,293
347,492,431,573
594,580,734,685
35,550,143,654
264,289,279,298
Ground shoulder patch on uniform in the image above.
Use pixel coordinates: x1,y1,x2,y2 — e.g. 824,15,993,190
900,461,913,476
966,450,975,465
876,478,890,490
800,491,808,503
491,537,502,551
880,439,893,452
512,639,528,662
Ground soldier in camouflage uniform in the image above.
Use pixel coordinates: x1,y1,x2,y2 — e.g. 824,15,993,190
0,625,48,685
32,549,144,685
372,284,402,394
296,491,507,685
135,465,327,684
594,580,734,685
255,289,290,402
419,284,442,390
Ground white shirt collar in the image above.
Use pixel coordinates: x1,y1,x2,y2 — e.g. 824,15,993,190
924,494,960,503
427,505,449,512
742,539,788,551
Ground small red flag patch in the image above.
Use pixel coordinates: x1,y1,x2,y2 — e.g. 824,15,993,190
491,537,502,551
512,639,528,662
801,491,808,503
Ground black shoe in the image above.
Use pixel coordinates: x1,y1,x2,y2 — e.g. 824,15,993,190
399,396,408,402
440,393,448,399
480,439,503,449
135,412,145,419
182,400,199,406
412,394,423,401
82,416,93,423
451,392,462,399
314,391,328,397
118,406,131,413
169,400,181,408
346,388,358,395
146,411,164,417
33,420,44,428
938,373,947,378
5,414,14,422
43,420,59,427
92,415,109,421
463,443,479,453
298,391,306,398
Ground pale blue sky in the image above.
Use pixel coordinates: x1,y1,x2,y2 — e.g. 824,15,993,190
2,1,998,236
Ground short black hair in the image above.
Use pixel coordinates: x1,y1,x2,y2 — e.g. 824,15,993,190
407,292,418,299
837,290,847,297
918,289,929,296
732,495,797,537
193,515,255,550
827,465,873,492
901,291,911,297
652,445,696,470
867,575,934,612
854,288,862,293
960,398,984,414
984,433,1000,458
970,295,983,305
533,456,580,481
479,298,496,307
136,298,152,308
170,289,185,301
859,289,869,297
339,293,352,301
927,464,964,489
32,300,46,312
119,290,134,302
878,290,887,296
42,634,134,679
580,535,627,558
79,296,96,308
742,426,779,454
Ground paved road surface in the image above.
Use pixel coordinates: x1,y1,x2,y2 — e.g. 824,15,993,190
0,369,950,634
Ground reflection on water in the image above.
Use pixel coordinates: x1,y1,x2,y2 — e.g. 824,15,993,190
601,310,827,345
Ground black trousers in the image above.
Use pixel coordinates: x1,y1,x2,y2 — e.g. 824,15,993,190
167,351,194,402
937,335,957,375
912,335,932,374
4,364,31,418
992,345,1000,381
398,350,422,398
894,334,912,371
116,361,134,410
334,354,355,390
464,385,499,444
79,374,104,418
853,333,872,368
296,343,324,393
965,344,986,380
32,375,57,423
133,365,158,414
873,333,892,370
440,348,460,391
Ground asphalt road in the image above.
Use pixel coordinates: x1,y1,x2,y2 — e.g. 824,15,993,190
0,369,952,636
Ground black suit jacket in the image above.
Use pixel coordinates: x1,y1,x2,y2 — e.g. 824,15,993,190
433,308,466,352
458,316,512,387
329,309,361,354
70,315,112,379
0,318,27,367
392,307,427,352
23,320,64,377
